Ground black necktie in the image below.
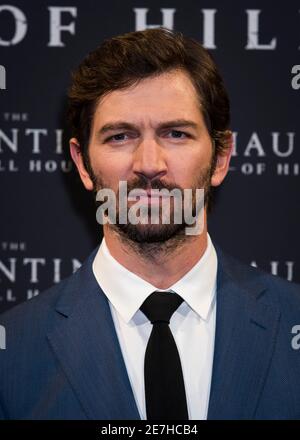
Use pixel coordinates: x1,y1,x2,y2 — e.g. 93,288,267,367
140,291,189,420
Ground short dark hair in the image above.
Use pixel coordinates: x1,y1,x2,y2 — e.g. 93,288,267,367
68,27,231,193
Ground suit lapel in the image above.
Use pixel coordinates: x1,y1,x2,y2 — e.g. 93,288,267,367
47,250,140,420
207,247,281,419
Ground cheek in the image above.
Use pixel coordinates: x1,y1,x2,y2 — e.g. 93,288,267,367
168,149,211,178
89,148,132,183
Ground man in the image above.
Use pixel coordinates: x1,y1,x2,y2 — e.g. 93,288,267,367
0,28,300,420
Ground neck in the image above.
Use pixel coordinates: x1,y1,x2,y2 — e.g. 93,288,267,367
102,216,208,290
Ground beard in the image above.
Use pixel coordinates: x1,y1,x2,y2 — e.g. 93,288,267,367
89,157,215,256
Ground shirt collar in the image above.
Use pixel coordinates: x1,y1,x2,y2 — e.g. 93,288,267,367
92,233,217,324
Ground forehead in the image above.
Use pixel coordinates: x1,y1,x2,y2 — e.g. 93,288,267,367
92,70,204,129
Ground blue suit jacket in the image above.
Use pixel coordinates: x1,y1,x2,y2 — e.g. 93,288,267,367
0,244,300,420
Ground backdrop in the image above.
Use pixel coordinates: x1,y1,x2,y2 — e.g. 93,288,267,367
0,0,299,313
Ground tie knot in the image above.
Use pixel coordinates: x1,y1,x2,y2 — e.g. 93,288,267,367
140,291,183,324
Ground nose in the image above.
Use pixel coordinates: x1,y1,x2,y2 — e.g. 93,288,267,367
132,137,167,182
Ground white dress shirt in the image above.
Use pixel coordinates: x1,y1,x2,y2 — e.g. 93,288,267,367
92,232,218,420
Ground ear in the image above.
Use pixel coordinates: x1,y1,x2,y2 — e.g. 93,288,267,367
210,132,233,187
69,138,94,191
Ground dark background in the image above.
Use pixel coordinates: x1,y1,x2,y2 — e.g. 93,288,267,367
0,0,299,312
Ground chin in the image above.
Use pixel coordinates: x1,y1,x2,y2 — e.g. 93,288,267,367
116,222,186,244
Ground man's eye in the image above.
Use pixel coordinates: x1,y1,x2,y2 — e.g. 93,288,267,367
105,132,139,143
168,130,189,139
107,133,128,142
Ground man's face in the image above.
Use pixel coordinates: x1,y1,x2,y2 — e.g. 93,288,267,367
71,69,229,244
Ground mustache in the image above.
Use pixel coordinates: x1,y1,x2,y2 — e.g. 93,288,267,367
124,176,183,195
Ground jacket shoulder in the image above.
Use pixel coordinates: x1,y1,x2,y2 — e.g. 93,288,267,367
0,246,98,332
216,244,300,311
0,273,72,338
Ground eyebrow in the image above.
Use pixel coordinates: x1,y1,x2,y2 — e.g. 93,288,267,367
96,119,199,137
